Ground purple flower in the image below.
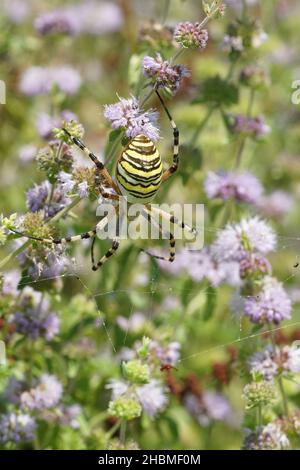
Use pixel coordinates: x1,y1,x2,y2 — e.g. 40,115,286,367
184,391,234,427
0,412,36,444
77,181,89,198
135,380,168,418
26,180,70,219
222,34,244,52
76,1,123,35
256,191,294,218
4,377,27,405
116,312,147,333
20,66,82,96
12,286,60,341
142,53,189,94
249,344,300,380
228,114,270,139
58,171,75,194
34,2,123,36
104,95,160,141
34,9,80,35
174,22,208,49
204,171,263,204
211,217,277,263
244,276,292,325
151,341,181,366
3,0,29,24
41,404,81,429
18,144,37,163
239,252,271,279
36,110,77,139
159,247,241,287
1,270,21,296
21,374,63,410
243,423,289,450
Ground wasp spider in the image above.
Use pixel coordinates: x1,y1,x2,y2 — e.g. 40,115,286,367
12,91,196,271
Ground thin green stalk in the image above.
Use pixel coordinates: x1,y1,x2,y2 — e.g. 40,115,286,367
189,106,216,148
257,404,263,428
120,420,127,445
278,375,289,417
235,89,256,169
105,420,121,440
161,0,170,24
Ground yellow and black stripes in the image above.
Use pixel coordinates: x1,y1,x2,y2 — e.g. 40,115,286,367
91,239,120,271
116,135,162,202
155,90,180,182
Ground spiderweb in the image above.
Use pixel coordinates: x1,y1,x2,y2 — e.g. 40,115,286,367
7,219,300,368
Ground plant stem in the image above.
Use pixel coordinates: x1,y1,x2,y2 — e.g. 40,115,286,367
161,0,170,24
278,375,289,417
257,404,262,428
105,420,121,440
120,420,127,445
235,89,256,169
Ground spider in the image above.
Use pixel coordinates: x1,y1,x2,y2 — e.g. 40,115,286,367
12,90,196,271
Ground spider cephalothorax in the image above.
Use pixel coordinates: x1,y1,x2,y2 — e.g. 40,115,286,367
12,90,195,271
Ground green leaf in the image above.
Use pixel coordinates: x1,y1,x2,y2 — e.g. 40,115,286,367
104,129,122,158
193,75,239,107
178,144,203,184
128,54,143,91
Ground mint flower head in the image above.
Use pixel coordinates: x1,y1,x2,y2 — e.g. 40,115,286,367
244,276,292,325
174,22,208,49
103,95,159,141
108,396,142,421
122,359,150,385
142,53,189,95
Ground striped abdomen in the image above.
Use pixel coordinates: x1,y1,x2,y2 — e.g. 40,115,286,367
116,135,162,203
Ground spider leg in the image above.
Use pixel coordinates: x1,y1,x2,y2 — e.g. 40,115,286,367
91,239,120,271
141,208,175,263
10,228,97,245
10,213,110,247
91,213,123,271
63,128,120,194
155,90,179,182
148,206,198,236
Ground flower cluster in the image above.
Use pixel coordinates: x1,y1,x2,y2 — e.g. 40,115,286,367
35,2,123,36
25,181,70,220
227,114,270,139
248,344,300,380
0,412,36,444
211,217,277,264
20,66,82,96
204,170,263,204
104,95,160,141
142,53,189,94
184,391,234,427
243,423,290,450
11,287,60,341
244,277,292,324
174,22,208,49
